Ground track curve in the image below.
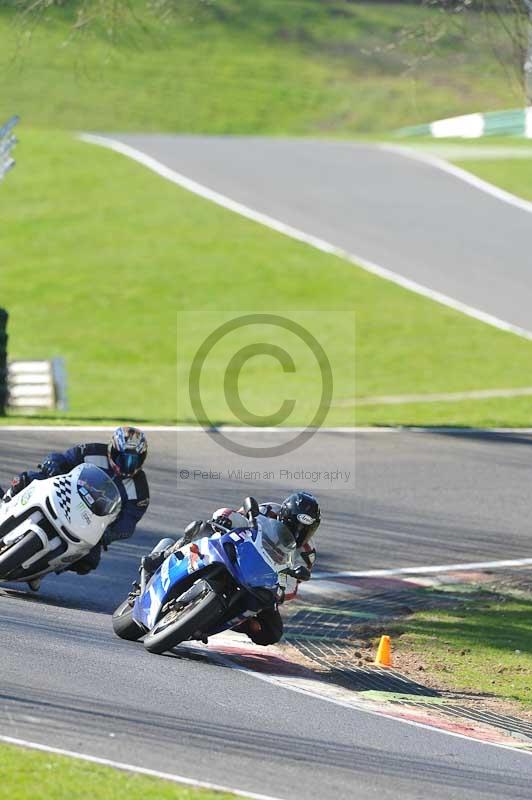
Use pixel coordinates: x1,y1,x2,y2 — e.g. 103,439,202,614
109,135,532,334
2,429,532,799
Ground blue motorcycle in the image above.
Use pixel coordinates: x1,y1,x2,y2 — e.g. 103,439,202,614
112,498,299,655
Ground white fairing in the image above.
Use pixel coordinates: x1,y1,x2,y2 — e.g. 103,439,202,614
0,464,121,582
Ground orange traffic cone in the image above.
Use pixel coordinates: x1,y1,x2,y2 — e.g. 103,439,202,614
375,635,392,667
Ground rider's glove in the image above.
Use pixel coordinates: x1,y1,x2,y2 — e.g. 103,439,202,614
287,565,311,582
39,457,66,478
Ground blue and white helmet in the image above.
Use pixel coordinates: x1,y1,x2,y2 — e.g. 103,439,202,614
108,426,148,478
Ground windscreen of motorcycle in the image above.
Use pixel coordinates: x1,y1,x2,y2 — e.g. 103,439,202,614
258,517,297,566
77,465,121,517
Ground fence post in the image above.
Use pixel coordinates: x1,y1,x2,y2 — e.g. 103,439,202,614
0,116,18,414
0,309,8,415
0,115,19,180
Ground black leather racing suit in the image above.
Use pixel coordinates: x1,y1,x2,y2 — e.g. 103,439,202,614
144,502,315,646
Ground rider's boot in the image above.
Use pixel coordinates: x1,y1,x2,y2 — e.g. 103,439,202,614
141,527,205,584
127,578,141,604
140,537,176,582
140,551,166,576
180,520,203,546
1,486,13,503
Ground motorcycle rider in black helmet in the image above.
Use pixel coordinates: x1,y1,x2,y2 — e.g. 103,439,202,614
142,490,320,646
2,426,150,581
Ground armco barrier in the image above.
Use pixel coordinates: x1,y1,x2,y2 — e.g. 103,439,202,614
0,307,69,414
397,107,532,138
0,309,7,415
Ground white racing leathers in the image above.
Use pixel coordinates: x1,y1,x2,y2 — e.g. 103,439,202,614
0,464,121,584
258,502,316,601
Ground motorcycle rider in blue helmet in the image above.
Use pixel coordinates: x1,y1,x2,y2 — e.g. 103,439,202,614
2,426,149,581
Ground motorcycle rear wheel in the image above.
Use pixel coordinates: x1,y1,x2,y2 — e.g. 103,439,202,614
143,587,224,655
112,599,144,641
0,532,43,578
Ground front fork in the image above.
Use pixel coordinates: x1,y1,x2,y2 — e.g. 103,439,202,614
140,563,147,594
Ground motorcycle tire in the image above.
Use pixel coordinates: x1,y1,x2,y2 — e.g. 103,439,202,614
143,585,224,655
0,532,43,578
112,599,144,642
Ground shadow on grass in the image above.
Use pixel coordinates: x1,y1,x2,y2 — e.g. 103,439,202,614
397,589,532,655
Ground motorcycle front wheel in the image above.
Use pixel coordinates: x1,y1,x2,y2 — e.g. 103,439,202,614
0,532,43,578
112,599,144,642
143,585,224,655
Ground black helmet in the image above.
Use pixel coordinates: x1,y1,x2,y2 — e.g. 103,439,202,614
108,426,148,478
279,491,320,547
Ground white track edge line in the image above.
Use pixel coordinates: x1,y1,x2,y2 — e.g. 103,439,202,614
381,143,532,217
202,651,532,757
349,386,532,406
315,557,532,580
0,735,284,800
78,133,532,342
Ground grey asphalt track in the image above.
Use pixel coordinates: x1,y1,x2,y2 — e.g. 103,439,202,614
2,429,532,799
112,135,532,332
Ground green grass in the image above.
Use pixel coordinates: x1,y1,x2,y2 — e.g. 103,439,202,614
454,156,532,203
4,129,532,426
0,1,523,136
2,1,531,428
396,590,532,706
354,397,532,429
405,138,532,204
0,742,235,800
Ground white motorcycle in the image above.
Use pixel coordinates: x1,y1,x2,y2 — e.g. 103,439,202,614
0,464,121,588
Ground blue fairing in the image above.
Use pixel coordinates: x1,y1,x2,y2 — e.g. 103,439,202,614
132,550,206,628
132,525,281,632
228,538,279,590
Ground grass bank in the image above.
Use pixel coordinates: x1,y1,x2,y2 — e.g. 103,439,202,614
0,741,235,800
3,130,532,426
454,157,532,203
0,1,522,136
395,587,532,707
404,139,532,203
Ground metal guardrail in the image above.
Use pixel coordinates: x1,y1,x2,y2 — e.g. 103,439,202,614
0,115,19,180
0,310,7,415
7,359,68,412
397,107,532,138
